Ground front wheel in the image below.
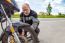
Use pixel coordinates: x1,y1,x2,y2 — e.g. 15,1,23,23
2,33,16,43
2,26,39,43
18,26,39,43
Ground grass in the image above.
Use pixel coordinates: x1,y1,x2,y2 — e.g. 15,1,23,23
11,13,65,18
11,13,20,18
38,15,65,18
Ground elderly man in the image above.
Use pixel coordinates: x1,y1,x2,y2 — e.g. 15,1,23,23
19,3,40,37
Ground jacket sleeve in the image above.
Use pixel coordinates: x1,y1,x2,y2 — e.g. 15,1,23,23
31,12,39,29
32,12,39,24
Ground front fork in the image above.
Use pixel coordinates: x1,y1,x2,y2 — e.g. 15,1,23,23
1,4,21,43
8,26,21,43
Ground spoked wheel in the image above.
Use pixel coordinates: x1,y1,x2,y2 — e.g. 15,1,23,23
2,33,8,43
18,26,39,43
2,33,16,43
8,35,16,43
2,26,39,43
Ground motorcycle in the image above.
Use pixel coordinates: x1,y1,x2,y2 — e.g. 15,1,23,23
0,4,39,43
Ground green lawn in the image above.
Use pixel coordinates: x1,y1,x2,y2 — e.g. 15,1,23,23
11,14,65,18
11,14,20,18
38,15,65,18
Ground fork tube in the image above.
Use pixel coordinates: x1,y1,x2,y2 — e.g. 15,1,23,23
1,4,21,43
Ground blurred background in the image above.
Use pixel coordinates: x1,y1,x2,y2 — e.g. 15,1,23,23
12,0,65,18
0,0,65,43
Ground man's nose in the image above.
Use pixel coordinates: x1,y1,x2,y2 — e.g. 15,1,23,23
24,11,27,13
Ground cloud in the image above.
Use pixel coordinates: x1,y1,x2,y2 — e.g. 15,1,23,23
15,0,65,14
50,0,65,14
43,0,65,14
53,0,62,3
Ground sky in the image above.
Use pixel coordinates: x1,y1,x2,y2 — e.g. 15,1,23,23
15,0,65,15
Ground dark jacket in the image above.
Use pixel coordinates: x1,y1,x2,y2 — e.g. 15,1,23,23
20,10,39,26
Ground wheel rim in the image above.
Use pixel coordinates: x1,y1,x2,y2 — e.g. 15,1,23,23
19,30,34,43
8,35,16,43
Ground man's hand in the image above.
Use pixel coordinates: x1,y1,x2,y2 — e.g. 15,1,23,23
31,23,38,30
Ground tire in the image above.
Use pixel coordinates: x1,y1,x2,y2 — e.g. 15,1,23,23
2,33,8,43
2,33,16,43
2,26,39,43
18,26,39,43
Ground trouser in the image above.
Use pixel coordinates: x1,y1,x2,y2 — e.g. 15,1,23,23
35,27,40,36
18,27,40,36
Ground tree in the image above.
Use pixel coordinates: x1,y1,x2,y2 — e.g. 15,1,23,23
58,12,62,16
47,3,52,15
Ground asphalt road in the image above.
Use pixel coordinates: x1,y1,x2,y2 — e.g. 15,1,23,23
0,18,65,43
38,18,65,43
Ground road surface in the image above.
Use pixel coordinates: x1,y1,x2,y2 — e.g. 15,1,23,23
0,18,65,43
38,18,65,43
